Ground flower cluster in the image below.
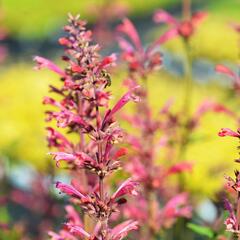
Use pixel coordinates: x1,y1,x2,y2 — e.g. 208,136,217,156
35,14,139,239
153,9,207,40
116,17,194,239
116,12,238,240
219,128,240,234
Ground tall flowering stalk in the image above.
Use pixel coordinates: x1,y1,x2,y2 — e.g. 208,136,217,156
153,3,207,160
218,128,240,239
116,17,193,240
116,10,237,240
34,14,139,239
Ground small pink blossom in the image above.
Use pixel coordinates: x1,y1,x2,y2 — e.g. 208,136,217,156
153,10,207,39
168,162,192,174
160,193,192,227
46,127,73,151
103,87,140,126
66,224,91,238
56,182,88,201
111,178,138,201
218,128,240,138
110,220,138,240
49,152,76,167
34,56,66,77
215,65,236,79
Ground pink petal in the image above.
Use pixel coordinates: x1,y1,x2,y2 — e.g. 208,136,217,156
168,162,192,174
98,53,117,70
191,11,208,26
56,182,87,200
147,28,179,54
215,65,236,79
46,127,73,150
117,18,142,51
65,205,83,226
49,152,76,167
218,128,240,138
111,178,138,201
116,36,134,52
66,224,90,238
34,56,65,77
153,10,178,25
102,87,140,126
111,220,138,240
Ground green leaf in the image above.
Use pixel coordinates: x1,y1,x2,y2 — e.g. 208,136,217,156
187,223,214,238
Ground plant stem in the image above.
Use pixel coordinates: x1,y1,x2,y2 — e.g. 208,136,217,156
182,0,191,20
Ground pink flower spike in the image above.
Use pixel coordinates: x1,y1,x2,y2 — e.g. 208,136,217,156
34,56,66,77
218,128,240,138
117,18,142,51
49,152,76,167
153,10,177,25
111,178,138,201
111,220,138,240
56,182,87,201
215,65,236,79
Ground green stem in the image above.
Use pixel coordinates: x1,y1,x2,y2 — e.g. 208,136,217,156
182,0,191,20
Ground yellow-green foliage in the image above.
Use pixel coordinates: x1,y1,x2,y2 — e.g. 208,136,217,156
1,0,180,39
0,64,51,169
0,63,238,197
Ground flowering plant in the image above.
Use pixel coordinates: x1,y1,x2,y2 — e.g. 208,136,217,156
35,14,140,239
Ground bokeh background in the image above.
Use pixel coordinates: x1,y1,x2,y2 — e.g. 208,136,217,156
0,0,240,239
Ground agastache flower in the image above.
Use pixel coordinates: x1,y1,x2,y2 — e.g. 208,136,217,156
37,14,139,239
215,64,240,93
55,181,88,201
218,128,240,138
223,199,239,233
34,56,66,77
116,18,163,77
153,10,207,39
111,178,138,201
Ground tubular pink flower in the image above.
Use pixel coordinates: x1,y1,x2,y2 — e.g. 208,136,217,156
117,18,142,51
111,220,138,240
66,224,91,238
116,36,134,52
56,182,87,201
111,178,138,201
215,64,236,79
153,10,178,25
98,53,117,69
102,87,140,126
46,127,73,150
49,152,76,167
163,193,192,219
153,9,207,39
168,162,192,174
34,56,66,77
65,205,83,226
218,128,240,138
